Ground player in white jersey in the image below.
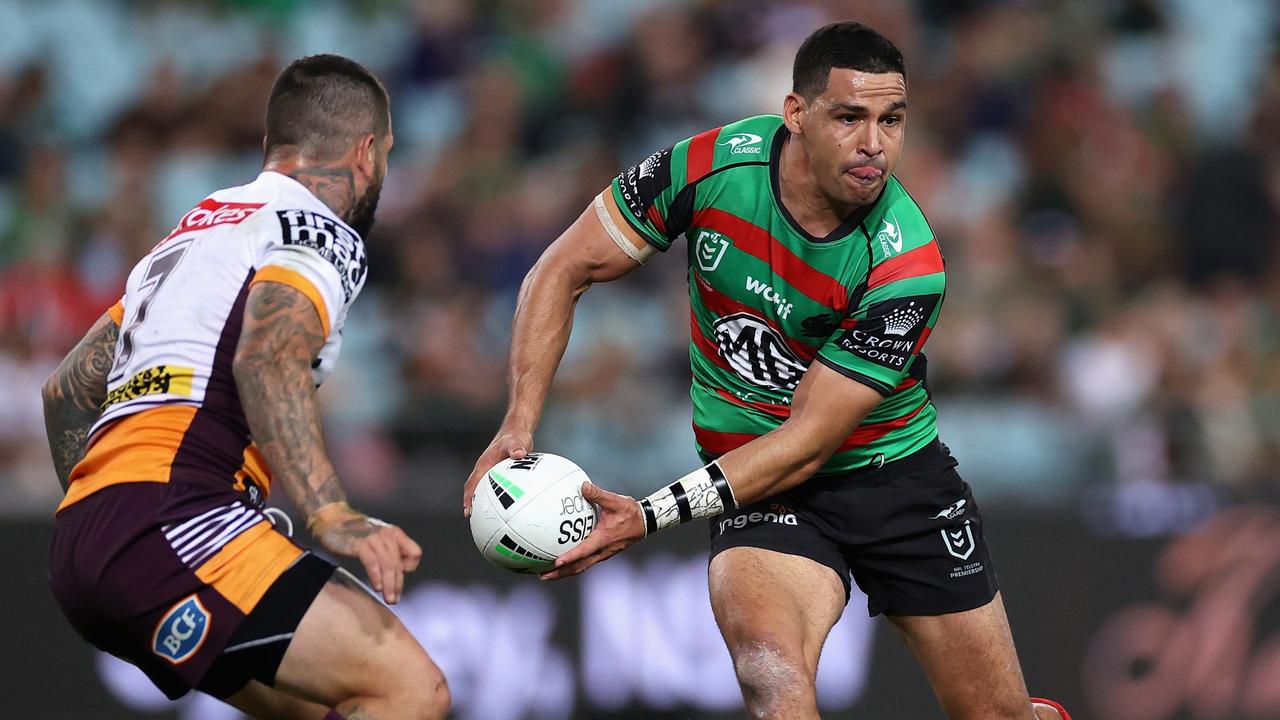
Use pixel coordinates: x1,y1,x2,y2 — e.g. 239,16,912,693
43,55,449,719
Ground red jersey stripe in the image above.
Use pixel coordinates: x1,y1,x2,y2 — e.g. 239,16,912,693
693,207,849,311
646,204,667,236
690,309,734,373
867,241,944,290
692,398,929,457
694,277,819,361
714,387,791,418
686,127,721,184
912,326,932,355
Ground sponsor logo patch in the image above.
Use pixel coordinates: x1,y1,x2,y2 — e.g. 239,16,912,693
152,595,210,665
103,364,195,409
744,276,794,319
718,509,799,534
713,312,807,390
835,294,938,370
718,132,764,154
616,148,673,224
163,200,264,244
929,499,967,521
875,212,903,255
276,210,368,302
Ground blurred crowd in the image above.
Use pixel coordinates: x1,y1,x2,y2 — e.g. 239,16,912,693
1,0,1278,514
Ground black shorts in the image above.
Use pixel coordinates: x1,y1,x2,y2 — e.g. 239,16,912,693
708,439,999,617
50,481,335,700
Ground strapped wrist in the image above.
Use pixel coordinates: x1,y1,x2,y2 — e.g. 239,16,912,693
639,461,737,535
306,500,354,532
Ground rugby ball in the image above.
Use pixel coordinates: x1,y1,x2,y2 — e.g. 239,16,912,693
470,453,598,574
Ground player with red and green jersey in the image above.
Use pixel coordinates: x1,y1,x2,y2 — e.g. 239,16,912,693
610,112,944,472
465,21,1071,720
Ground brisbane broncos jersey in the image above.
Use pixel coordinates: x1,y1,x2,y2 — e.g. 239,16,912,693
611,115,945,473
58,171,367,512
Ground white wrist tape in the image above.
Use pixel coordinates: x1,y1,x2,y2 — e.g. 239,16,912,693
594,192,657,264
639,461,738,535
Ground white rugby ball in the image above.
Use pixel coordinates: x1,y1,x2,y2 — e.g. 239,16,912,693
470,452,598,574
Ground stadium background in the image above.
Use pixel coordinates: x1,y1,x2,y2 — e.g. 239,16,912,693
0,0,1278,718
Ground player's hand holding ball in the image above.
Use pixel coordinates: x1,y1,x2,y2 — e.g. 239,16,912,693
308,501,422,604
540,481,645,581
463,426,533,517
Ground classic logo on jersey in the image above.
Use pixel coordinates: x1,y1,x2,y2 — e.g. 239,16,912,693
942,520,976,561
744,276,793,319
102,364,195,409
152,594,210,664
718,132,763,155
713,312,807,390
617,147,673,225
930,499,967,521
276,210,368,302
164,199,265,243
836,294,937,370
696,230,730,272
876,212,903,256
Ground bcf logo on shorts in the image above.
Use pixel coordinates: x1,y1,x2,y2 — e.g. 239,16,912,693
152,594,211,664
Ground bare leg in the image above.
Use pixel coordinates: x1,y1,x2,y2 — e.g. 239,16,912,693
887,592,1061,720
709,547,846,719
224,680,332,720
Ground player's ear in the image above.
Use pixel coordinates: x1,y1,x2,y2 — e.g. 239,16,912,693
354,133,377,178
782,92,806,136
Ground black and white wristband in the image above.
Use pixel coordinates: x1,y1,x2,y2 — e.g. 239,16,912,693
638,461,738,536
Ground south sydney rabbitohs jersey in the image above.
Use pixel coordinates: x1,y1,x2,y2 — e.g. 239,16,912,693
58,171,367,512
611,114,945,473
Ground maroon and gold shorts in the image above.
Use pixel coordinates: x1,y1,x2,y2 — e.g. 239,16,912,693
49,480,334,699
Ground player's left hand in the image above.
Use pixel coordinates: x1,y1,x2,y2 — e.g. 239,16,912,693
540,481,645,581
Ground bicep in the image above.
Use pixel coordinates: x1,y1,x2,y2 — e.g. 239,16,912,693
539,190,650,286
784,360,885,452
235,281,327,368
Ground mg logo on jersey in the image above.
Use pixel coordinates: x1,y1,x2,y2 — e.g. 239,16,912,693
718,132,763,154
163,199,264,243
696,230,730,272
713,312,807,390
152,594,210,665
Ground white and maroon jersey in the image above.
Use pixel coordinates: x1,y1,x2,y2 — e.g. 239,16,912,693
60,171,367,511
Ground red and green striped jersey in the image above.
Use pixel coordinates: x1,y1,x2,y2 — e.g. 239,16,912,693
610,114,946,473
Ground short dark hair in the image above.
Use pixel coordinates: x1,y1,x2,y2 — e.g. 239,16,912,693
264,54,390,161
793,22,906,100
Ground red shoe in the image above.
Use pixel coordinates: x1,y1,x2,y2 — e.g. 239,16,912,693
1031,698,1072,720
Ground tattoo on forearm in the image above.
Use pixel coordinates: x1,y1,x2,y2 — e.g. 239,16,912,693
43,317,118,489
288,166,355,222
235,281,345,518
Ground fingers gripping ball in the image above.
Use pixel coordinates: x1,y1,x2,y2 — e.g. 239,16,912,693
469,453,599,574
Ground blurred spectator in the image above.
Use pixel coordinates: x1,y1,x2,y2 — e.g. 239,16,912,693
2,0,1280,514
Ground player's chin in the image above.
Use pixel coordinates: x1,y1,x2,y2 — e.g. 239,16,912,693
838,174,884,205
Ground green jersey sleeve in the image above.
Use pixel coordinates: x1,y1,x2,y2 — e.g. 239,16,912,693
610,144,694,252
816,220,946,395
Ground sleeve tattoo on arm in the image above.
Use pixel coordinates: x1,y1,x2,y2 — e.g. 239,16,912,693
42,317,119,490
234,281,346,518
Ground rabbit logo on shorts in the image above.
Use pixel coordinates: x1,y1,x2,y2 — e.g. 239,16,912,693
152,594,211,664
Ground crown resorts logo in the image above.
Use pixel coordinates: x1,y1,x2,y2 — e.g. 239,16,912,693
883,301,925,336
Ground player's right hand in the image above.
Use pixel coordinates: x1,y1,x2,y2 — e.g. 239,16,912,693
464,427,533,517
308,502,422,604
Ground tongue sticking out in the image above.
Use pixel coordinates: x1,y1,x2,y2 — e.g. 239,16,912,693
849,165,883,180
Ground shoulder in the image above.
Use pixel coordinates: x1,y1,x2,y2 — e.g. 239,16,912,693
678,114,780,184
867,177,937,264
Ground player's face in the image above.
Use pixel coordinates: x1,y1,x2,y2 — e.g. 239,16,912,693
799,69,907,208
348,130,392,238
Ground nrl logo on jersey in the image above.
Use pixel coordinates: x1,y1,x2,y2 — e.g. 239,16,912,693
713,312,807,390
719,132,763,154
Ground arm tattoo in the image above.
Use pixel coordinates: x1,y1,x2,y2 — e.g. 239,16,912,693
234,280,347,518
42,315,119,490
287,166,355,222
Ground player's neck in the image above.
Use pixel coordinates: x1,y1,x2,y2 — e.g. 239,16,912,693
777,136,859,237
264,160,357,224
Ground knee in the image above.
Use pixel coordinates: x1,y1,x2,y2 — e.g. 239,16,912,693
731,640,814,718
399,661,451,720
